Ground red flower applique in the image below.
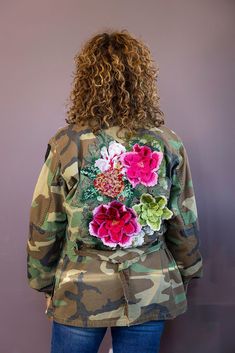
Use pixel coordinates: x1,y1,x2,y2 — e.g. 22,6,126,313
94,168,125,198
88,200,142,248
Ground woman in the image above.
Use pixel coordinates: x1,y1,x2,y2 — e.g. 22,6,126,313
26,30,203,353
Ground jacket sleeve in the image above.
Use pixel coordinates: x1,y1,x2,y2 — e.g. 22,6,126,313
26,137,67,295
165,139,203,292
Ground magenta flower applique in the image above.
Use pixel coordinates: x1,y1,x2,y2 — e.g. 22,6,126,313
119,144,163,187
88,200,142,248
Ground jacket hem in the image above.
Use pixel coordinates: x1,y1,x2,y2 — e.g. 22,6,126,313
47,304,188,328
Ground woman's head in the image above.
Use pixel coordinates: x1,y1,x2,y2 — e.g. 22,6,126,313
65,29,165,138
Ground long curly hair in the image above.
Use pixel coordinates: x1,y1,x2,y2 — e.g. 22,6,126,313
65,29,165,139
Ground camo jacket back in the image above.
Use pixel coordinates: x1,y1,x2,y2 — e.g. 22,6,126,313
26,123,203,327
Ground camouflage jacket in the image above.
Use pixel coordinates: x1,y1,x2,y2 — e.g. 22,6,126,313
26,123,203,327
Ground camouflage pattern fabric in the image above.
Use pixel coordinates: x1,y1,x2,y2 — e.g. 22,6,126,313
26,124,203,327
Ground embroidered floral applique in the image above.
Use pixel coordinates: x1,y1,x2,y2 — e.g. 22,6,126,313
130,225,155,247
132,193,173,231
94,141,126,172
119,143,163,187
78,132,172,249
94,168,125,198
88,200,142,248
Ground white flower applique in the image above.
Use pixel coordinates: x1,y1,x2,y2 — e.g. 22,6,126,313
94,141,126,172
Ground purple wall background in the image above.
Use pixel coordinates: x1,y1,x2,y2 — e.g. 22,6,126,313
1,1,234,352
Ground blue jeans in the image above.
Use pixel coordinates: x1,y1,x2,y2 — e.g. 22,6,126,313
50,319,165,353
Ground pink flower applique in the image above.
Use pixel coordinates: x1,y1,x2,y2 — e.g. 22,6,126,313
119,144,163,187
88,200,142,248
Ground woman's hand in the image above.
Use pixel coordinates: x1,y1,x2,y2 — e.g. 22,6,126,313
183,280,189,294
45,294,53,321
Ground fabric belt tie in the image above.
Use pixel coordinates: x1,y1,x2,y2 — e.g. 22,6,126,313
74,234,168,313
75,234,167,269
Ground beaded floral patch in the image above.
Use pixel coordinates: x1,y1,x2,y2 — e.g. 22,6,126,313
77,131,173,249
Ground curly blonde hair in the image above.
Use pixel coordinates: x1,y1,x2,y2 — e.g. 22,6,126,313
65,29,165,139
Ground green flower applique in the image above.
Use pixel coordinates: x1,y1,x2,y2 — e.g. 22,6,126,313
132,193,173,231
